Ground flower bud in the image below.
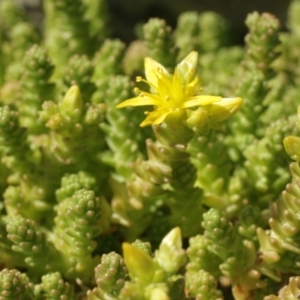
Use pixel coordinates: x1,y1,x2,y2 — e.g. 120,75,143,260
59,85,82,121
145,283,170,300
284,136,300,161
155,227,186,274
185,108,209,132
122,242,158,283
208,97,243,124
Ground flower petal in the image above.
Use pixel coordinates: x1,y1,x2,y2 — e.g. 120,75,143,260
171,70,184,104
140,108,170,127
176,51,198,84
182,95,222,108
116,96,161,108
144,57,170,89
207,97,243,122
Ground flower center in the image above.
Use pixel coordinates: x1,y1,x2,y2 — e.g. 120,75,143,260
135,70,188,109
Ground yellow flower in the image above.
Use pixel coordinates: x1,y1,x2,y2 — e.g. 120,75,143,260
116,51,242,127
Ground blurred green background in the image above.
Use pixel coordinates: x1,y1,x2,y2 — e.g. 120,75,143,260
13,0,291,44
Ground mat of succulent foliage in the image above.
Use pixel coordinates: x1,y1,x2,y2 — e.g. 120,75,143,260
1,0,300,299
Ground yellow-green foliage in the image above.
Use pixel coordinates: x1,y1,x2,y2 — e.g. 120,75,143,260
1,0,300,299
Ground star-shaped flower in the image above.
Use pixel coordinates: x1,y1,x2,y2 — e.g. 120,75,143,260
117,51,242,127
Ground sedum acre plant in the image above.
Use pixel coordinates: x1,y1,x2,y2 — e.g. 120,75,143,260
2,0,300,299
